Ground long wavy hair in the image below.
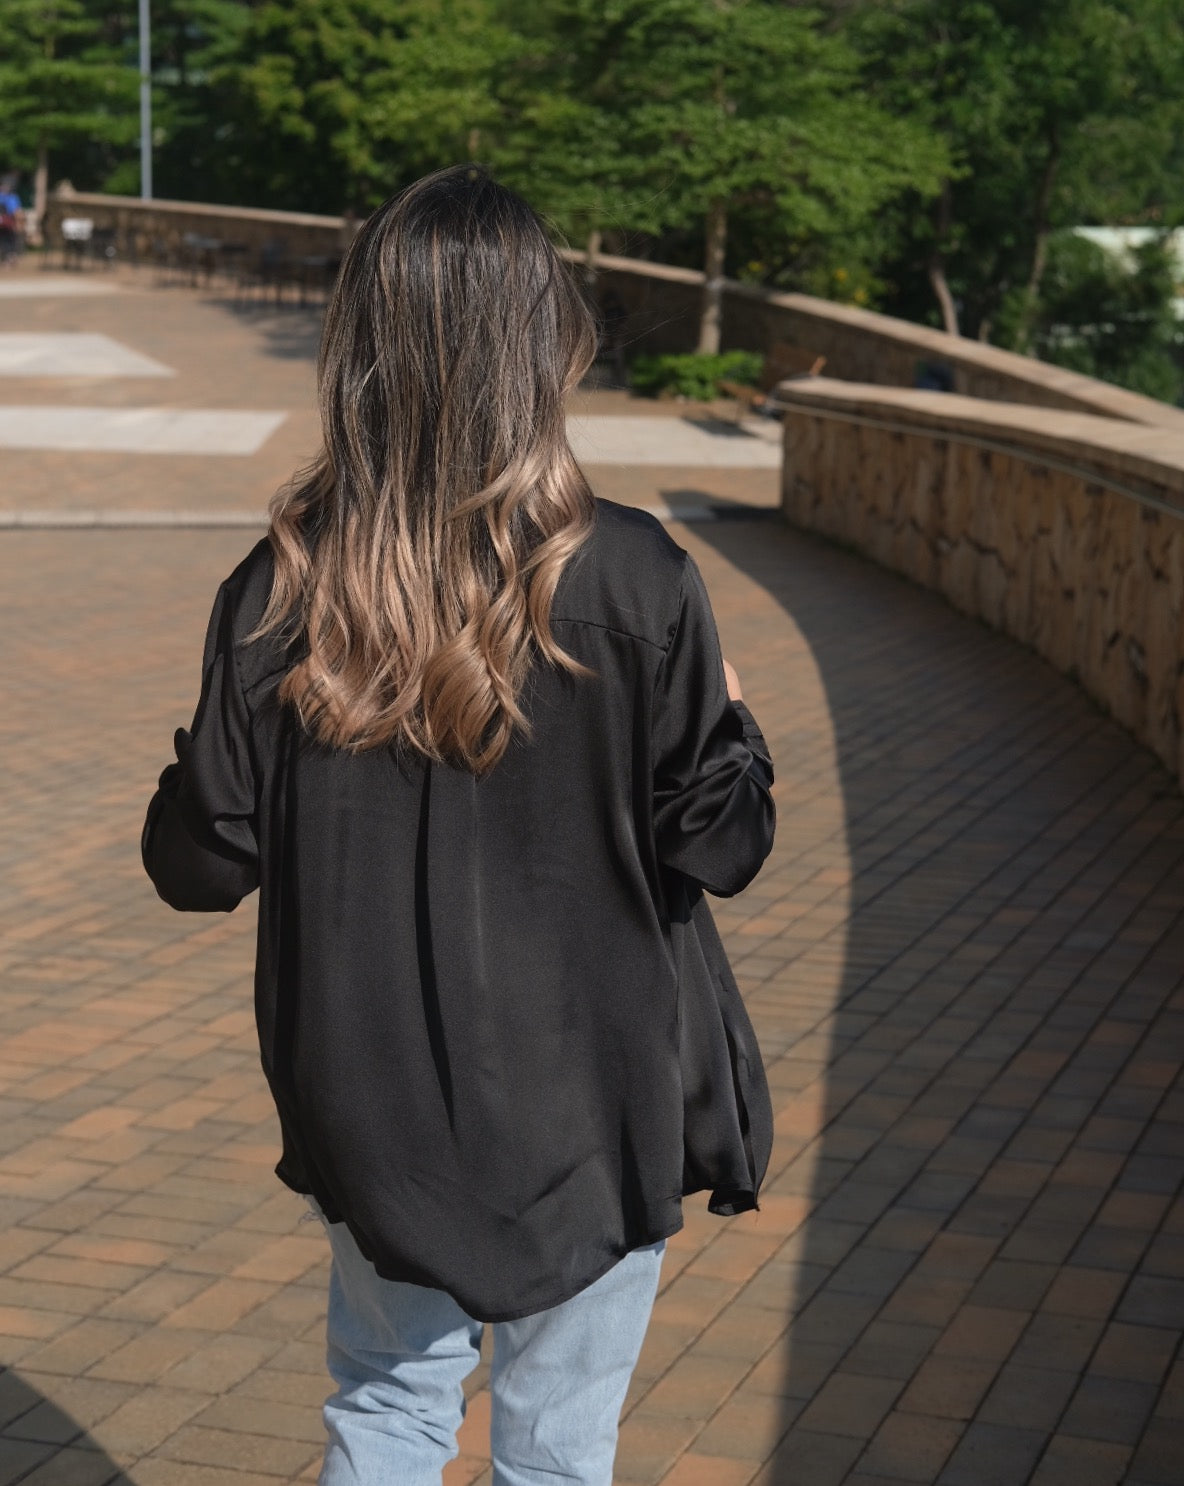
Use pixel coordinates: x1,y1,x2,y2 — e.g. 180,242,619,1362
255,165,598,773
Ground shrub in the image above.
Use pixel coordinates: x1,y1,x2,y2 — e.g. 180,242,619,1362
629,350,765,401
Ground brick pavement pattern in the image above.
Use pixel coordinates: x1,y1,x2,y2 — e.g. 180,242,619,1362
1,269,1182,1486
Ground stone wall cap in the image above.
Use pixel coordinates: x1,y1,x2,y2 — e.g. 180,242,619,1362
777,378,1184,503
752,289,1184,430
47,189,344,231
557,247,705,285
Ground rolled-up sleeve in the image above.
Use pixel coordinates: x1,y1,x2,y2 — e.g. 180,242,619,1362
652,555,775,897
142,582,260,912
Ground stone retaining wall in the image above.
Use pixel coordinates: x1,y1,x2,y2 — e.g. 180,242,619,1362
45,192,1183,428
42,191,350,260
780,380,1184,786
581,254,1184,427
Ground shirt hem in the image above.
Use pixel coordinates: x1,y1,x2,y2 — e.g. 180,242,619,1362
276,1165,685,1323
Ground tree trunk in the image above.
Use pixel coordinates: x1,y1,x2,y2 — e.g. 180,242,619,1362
467,127,481,159
31,139,49,246
698,200,727,355
1014,122,1061,354
928,259,960,336
927,181,959,335
584,226,602,285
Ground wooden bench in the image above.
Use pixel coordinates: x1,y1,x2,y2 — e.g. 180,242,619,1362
720,342,827,419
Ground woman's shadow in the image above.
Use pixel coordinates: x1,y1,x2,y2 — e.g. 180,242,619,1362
690,507,1182,1483
0,1370,134,1484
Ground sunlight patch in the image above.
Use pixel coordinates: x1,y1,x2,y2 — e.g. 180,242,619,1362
0,406,286,454
0,333,172,377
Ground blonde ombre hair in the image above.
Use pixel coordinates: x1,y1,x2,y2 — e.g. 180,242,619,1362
256,165,599,773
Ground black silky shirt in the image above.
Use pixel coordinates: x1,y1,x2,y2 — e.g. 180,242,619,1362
143,499,776,1321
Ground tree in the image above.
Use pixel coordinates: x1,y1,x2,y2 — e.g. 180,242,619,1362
838,1,1014,335
1018,232,1183,404
490,0,694,272
501,0,947,351
361,0,520,183
218,0,516,213
123,0,253,202
0,0,136,230
219,0,413,211
847,0,1184,342
998,0,1184,351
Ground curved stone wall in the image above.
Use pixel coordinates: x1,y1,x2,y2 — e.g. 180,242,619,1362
780,380,1184,785
45,192,1183,428
42,191,349,258
719,285,1184,428
583,258,1184,427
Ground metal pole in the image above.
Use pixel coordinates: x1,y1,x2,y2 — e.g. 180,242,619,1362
139,0,152,199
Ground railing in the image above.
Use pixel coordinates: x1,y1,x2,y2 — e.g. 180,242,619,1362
779,380,1184,787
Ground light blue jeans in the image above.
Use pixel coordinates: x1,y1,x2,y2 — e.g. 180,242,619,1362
304,1198,664,1486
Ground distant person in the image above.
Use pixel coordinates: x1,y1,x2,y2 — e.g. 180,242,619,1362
915,359,954,392
0,176,24,264
142,165,775,1486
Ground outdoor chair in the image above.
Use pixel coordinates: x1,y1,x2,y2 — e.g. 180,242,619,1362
215,241,250,288
294,253,344,306
59,217,94,269
180,233,223,287
235,239,296,305
150,235,183,284
89,227,118,267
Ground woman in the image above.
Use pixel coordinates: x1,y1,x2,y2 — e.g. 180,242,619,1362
143,165,775,1486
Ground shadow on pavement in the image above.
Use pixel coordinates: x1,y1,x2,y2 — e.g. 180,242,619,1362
201,295,326,362
690,512,1184,1484
0,1370,133,1484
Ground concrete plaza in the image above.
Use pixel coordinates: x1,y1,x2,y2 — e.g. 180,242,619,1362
0,267,1181,1486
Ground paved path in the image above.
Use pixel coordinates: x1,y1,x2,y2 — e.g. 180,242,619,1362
0,267,1181,1486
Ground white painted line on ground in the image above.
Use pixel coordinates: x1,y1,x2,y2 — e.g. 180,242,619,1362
566,414,781,468
0,333,172,377
0,276,123,298
0,509,269,528
0,406,286,454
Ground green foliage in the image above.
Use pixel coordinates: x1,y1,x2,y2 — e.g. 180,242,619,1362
636,2,944,233
1003,233,1184,404
135,0,254,200
0,0,137,174
629,351,764,401
503,4,945,250
495,1,948,348
217,0,422,209
2,0,1182,404
846,0,1184,341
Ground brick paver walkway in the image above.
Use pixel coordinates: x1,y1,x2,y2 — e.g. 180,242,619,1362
0,267,1181,1486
